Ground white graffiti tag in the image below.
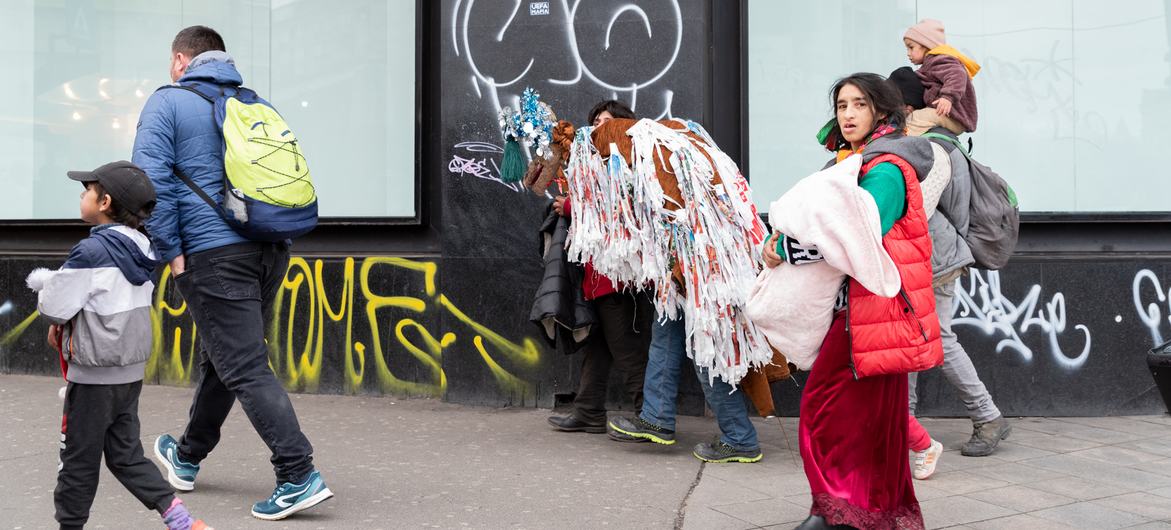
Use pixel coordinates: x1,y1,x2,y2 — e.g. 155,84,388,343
952,270,1091,369
447,142,528,192
452,0,681,118
1132,269,1170,346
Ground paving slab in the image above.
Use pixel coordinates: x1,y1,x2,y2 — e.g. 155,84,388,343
6,375,1171,530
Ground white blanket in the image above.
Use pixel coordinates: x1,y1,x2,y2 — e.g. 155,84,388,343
745,155,901,370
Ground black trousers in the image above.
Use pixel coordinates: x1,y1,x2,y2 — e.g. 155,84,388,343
573,292,653,424
55,381,175,529
174,242,315,485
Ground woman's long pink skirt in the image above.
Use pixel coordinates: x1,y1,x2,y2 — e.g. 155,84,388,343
799,314,925,530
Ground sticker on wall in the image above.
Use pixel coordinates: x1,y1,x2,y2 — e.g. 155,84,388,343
529,2,550,16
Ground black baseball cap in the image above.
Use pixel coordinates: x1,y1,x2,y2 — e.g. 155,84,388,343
67,161,157,218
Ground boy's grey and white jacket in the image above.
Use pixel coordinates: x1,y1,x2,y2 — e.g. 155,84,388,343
26,224,158,385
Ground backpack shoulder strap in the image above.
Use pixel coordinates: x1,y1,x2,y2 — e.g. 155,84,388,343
173,167,226,218
157,84,217,104
921,132,969,158
157,84,232,221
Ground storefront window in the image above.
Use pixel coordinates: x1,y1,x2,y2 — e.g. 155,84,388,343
748,0,1171,213
0,0,416,220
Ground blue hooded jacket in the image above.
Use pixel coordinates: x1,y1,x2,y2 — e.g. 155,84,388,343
133,51,248,262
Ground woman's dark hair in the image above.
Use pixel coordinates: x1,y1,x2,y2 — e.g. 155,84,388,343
587,100,635,125
824,72,907,150
89,183,150,230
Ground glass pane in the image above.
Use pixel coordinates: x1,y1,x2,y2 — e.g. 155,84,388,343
748,0,1171,213
0,0,416,220
747,0,916,213
271,0,416,218
920,0,1076,212
26,1,181,220
1070,0,1170,211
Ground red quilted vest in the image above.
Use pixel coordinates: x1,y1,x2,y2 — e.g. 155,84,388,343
846,154,943,378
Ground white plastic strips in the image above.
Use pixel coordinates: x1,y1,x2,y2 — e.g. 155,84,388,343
565,119,772,387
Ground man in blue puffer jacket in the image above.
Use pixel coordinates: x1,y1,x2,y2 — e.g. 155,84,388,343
132,25,332,522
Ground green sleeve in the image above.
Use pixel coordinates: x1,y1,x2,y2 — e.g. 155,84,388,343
858,162,906,236
772,161,906,261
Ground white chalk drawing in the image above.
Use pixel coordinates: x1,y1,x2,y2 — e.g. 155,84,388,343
952,270,1091,370
1132,269,1169,346
452,0,680,119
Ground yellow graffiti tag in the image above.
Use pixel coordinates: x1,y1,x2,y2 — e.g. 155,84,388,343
0,310,39,347
147,266,197,385
145,256,543,400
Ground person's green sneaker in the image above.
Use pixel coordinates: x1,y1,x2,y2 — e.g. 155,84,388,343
693,440,762,463
251,470,333,521
607,416,675,445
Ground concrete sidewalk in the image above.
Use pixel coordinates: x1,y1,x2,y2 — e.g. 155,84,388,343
2,375,1171,529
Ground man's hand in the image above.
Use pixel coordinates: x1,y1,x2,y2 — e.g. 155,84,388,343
170,254,187,277
552,195,568,217
933,98,953,117
762,232,783,269
48,324,61,351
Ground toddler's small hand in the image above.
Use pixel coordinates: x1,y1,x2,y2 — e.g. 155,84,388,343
933,98,953,117
47,324,61,350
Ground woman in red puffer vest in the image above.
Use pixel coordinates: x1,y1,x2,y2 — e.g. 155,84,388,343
764,73,943,530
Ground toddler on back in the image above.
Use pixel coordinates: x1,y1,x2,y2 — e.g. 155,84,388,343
903,18,980,136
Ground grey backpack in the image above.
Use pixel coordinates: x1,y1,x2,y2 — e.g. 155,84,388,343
923,133,1019,270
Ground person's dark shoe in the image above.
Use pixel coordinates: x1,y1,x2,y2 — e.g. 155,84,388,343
693,440,762,463
607,415,675,445
547,414,605,434
606,427,649,443
961,416,1012,457
794,515,854,529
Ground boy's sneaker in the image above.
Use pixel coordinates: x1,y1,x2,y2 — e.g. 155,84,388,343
251,470,334,521
154,434,199,491
607,416,675,445
961,416,1011,457
693,440,763,463
912,439,943,480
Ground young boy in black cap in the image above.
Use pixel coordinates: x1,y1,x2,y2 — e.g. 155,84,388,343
26,161,212,530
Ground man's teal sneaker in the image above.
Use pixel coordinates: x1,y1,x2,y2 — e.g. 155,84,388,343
251,470,334,521
153,434,199,491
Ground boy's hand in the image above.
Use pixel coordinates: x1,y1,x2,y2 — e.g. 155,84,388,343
170,255,186,277
762,232,783,269
47,324,61,350
933,98,953,117
552,195,568,217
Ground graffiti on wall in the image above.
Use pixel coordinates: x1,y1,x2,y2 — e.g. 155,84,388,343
4,257,544,400
452,0,682,119
447,141,521,192
1133,268,1171,347
446,0,693,192
951,269,1092,370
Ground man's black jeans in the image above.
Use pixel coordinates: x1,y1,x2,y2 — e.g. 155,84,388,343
174,242,314,485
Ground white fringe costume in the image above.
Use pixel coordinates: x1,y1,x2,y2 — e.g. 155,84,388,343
564,118,770,387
